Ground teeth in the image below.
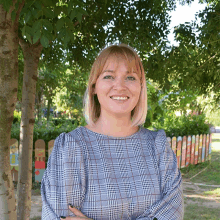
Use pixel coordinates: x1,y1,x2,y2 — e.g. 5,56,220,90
111,96,128,100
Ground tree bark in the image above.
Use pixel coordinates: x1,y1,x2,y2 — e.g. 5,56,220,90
46,98,52,126
17,40,42,220
0,1,24,219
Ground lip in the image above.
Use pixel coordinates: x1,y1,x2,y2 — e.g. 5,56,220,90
110,95,130,99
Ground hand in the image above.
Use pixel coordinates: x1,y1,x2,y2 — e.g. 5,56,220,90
60,205,93,220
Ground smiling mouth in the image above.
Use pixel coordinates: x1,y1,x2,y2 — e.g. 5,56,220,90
110,96,129,100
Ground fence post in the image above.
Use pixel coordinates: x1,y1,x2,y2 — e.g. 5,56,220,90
177,136,182,169
199,134,203,163
202,134,206,162
35,139,46,183
206,134,209,161
186,136,191,167
10,139,19,182
191,135,195,165
172,136,177,156
181,136,187,168
209,134,212,161
48,140,55,158
195,135,199,164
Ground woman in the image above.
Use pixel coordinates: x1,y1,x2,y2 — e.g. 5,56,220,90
41,44,184,220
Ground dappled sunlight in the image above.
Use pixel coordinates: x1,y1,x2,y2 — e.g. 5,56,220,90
185,194,220,203
203,187,220,197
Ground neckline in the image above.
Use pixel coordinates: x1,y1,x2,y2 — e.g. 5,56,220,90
81,126,142,139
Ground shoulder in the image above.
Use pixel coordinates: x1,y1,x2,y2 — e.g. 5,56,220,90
140,128,168,152
52,127,85,153
140,127,167,141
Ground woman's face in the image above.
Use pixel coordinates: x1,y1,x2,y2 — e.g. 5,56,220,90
94,56,141,119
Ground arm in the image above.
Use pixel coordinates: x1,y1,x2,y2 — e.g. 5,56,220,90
41,133,66,220
41,132,87,219
137,130,184,220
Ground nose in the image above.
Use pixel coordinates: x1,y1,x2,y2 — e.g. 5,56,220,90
113,77,126,89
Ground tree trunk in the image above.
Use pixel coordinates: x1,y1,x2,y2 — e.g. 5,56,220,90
0,1,23,219
17,40,42,220
46,98,51,123
36,91,42,124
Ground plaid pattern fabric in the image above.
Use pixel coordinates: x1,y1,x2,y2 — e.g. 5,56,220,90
41,126,184,220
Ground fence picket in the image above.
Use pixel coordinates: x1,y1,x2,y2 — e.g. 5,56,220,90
48,140,55,157
209,134,212,161
186,136,191,167
191,135,195,165
206,134,209,161
10,139,19,182
35,139,46,183
177,136,182,169
181,136,187,168
194,135,199,164
199,134,203,163
172,137,177,155
202,134,206,162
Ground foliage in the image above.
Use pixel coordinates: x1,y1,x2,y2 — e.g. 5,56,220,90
145,1,220,105
147,112,210,137
13,111,21,124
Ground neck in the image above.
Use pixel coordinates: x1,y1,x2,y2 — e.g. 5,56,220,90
87,113,139,137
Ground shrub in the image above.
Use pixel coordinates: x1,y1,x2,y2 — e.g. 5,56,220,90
147,112,210,137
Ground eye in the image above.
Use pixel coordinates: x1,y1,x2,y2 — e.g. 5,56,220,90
103,75,114,79
126,76,136,81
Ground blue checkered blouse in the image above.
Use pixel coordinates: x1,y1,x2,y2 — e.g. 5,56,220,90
41,126,184,220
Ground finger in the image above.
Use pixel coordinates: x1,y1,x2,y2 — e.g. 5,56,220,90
60,217,84,220
69,205,86,217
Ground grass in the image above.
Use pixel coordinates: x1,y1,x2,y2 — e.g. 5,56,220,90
184,203,220,220
203,188,220,197
181,133,220,185
30,217,41,220
183,133,220,220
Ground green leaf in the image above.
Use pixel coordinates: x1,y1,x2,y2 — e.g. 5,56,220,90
11,9,16,21
21,26,26,37
54,6,62,17
32,20,42,33
33,30,41,44
58,27,66,39
42,0,54,7
25,25,33,36
0,0,13,12
56,18,65,31
33,1,42,10
24,10,32,23
77,7,88,16
43,7,54,18
42,19,53,31
67,1,74,14
26,33,32,44
70,9,77,21
76,13,82,23
64,32,70,44
40,35,49,48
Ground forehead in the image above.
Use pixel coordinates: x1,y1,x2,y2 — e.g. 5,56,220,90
103,55,137,72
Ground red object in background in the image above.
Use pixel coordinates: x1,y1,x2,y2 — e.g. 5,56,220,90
35,170,40,175
35,161,45,169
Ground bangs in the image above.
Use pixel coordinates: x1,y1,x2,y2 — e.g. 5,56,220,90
95,45,142,81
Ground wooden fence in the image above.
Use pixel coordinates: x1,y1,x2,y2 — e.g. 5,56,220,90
10,133,212,183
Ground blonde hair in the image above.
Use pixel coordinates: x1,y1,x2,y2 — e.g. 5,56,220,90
83,44,147,127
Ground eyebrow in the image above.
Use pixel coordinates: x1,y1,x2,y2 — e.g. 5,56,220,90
102,70,135,74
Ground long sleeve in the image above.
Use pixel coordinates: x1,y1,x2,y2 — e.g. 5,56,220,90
137,130,184,220
41,133,66,219
41,132,87,220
